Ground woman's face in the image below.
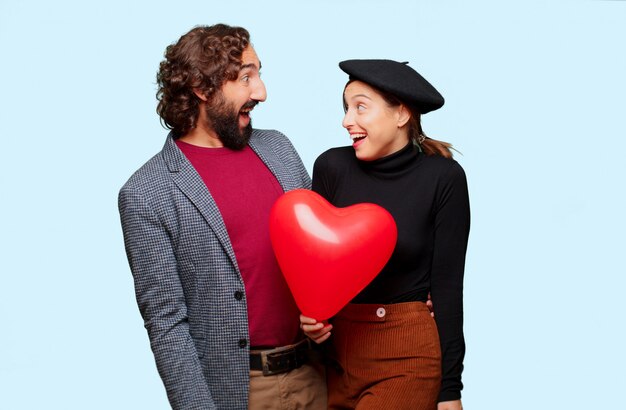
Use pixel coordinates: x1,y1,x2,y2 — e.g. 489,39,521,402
342,81,410,161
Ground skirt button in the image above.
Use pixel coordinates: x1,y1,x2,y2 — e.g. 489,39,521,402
376,307,386,318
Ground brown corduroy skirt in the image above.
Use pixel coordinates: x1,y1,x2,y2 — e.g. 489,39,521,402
326,302,442,410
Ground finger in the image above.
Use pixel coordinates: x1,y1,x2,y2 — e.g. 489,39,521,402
304,324,332,339
299,314,319,325
304,325,332,337
302,322,324,333
312,331,331,344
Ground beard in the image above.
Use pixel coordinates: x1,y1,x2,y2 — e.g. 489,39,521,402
205,93,256,150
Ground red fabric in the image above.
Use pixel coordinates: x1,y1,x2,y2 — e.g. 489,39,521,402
177,140,300,347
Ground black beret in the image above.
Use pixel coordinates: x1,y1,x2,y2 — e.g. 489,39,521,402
339,59,444,114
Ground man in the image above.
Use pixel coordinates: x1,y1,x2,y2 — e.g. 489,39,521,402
119,24,326,409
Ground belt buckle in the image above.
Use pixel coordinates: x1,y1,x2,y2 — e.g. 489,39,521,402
260,339,309,376
261,347,297,376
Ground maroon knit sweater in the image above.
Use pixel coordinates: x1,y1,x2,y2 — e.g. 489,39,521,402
177,140,300,347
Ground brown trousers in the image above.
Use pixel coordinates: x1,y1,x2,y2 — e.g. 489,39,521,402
326,302,441,410
249,361,327,410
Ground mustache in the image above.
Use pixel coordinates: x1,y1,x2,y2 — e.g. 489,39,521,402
241,100,258,111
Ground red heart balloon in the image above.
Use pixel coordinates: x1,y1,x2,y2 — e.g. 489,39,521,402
269,189,397,321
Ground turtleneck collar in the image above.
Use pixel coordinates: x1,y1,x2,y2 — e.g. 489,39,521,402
358,142,420,176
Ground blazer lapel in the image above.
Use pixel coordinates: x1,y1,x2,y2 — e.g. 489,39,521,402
161,134,241,274
248,130,299,192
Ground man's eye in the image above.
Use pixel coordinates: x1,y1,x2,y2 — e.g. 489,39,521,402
242,75,249,82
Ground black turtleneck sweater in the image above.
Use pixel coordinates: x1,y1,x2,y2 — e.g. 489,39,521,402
312,142,470,402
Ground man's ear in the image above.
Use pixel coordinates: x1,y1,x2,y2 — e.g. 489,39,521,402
397,104,411,128
193,89,208,102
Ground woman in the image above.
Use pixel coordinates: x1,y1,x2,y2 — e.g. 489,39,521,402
300,59,469,410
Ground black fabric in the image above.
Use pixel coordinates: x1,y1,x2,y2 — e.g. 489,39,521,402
312,142,470,402
339,59,444,114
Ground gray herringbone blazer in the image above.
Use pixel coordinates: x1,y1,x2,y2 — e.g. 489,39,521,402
119,130,311,410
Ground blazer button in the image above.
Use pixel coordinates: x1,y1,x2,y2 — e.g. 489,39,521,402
234,291,244,301
238,339,247,348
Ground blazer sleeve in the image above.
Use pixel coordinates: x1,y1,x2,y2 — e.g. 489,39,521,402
119,186,216,410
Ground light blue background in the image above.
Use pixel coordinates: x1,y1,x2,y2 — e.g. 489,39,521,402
1,1,624,409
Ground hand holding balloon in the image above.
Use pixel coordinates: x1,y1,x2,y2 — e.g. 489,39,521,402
300,314,332,344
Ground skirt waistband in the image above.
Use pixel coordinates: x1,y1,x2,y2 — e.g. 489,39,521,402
334,301,430,322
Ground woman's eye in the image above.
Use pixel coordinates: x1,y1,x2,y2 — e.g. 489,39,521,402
357,104,365,111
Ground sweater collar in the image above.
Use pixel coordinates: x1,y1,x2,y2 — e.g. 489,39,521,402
358,142,419,174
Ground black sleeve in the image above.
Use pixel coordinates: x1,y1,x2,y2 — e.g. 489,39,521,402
312,151,333,201
430,161,471,402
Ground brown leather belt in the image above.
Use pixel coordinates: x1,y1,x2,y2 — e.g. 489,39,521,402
249,339,311,376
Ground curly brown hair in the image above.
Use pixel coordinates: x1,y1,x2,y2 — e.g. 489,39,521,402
156,24,250,137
